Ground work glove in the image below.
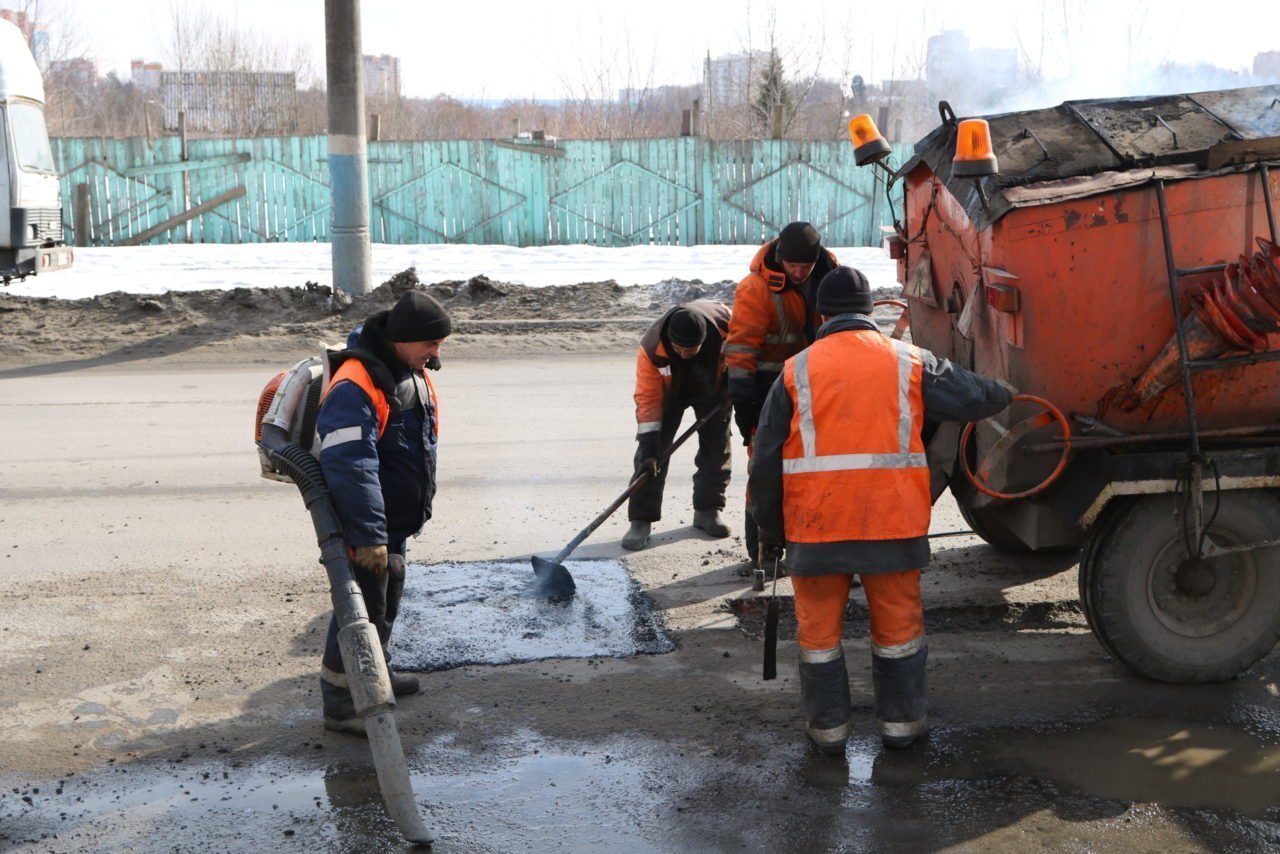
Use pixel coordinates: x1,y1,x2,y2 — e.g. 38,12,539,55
637,430,660,463
426,356,442,371
638,457,660,480
733,399,760,446
353,544,389,574
758,540,784,567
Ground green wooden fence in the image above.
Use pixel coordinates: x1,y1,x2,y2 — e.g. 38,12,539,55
52,136,912,248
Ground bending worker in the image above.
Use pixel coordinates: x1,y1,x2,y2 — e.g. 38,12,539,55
315,290,451,735
622,301,734,551
749,267,1012,755
726,221,838,565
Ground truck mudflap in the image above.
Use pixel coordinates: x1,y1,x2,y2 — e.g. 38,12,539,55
1,244,74,283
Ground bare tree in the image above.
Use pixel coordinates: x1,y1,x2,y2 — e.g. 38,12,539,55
551,13,667,139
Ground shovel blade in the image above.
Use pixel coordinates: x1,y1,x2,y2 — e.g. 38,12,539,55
531,555,576,602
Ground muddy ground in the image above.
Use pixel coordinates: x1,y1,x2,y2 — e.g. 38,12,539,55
0,273,1277,853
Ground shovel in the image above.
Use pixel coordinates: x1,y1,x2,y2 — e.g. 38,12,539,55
763,555,781,680
532,403,725,601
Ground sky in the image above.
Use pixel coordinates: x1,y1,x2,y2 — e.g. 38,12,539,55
30,0,1280,103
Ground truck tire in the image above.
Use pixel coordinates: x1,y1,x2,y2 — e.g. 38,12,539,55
1081,490,1280,683
1077,497,1132,663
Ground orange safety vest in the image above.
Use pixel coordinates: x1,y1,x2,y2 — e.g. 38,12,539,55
323,358,440,440
779,331,929,542
725,242,837,382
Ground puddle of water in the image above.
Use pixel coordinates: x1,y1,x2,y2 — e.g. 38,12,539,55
393,560,674,671
0,737,672,853
2,720,1276,853
979,716,1280,818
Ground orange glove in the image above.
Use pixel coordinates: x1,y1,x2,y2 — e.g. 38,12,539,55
353,544,388,574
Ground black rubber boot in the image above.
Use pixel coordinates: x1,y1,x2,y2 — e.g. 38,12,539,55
389,670,420,696
798,646,852,757
693,509,731,538
871,644,929,749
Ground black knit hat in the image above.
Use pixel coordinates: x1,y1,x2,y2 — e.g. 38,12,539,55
385,291,452,341
774,221,822,263
817,266,873,316
666,307,707,349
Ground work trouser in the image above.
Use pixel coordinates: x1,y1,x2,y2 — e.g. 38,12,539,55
320,540,407,719
628,390,732,522
791,570,928,750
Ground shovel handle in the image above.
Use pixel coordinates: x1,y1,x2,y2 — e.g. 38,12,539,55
551,403,725,566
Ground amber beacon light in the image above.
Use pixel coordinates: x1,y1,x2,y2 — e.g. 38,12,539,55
952,118,998,177
848,113,892,166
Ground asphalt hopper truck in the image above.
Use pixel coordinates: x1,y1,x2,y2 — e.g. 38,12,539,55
848,84,1280,684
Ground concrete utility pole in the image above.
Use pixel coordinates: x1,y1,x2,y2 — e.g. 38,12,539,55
325,0,372,296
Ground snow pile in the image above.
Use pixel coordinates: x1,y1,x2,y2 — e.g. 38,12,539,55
5,243,898,299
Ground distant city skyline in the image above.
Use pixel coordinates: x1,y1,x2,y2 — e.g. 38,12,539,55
14,0,1280,104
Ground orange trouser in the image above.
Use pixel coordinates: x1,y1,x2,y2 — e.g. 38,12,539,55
792,570,924,651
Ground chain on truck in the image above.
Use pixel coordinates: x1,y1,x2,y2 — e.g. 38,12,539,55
0,17,73,284
847,84,1280,685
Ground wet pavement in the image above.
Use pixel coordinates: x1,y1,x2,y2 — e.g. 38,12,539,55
4,715,1278,852
4,358,1280,852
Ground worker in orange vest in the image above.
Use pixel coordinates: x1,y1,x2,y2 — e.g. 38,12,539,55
726,222,839,566
622,301,734,550
749,266,1013,754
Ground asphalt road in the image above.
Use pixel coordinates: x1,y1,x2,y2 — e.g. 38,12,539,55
1,353,1277,852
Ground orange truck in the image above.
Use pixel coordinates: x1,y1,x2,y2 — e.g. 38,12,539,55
850,85,1280,683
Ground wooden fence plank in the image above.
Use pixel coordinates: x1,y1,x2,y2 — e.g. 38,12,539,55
51,135,911,248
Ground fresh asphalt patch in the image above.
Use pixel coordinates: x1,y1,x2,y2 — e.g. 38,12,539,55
392,559,675,671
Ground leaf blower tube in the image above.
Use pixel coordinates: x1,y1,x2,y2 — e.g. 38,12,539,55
257,424,434,845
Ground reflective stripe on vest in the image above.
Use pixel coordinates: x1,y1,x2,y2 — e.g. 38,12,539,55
323,359,438,441
783,339,926,474
780,333,930,542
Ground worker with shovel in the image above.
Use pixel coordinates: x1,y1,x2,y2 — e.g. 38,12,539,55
622,301,734,550
749,267,1012,756
726,222,839,567
316,290,450,735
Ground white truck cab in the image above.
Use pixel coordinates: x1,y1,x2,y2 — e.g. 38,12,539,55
0,17,72,284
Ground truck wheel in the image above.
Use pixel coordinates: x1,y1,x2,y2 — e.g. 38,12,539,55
1081,490,1280,682
1078,498,1132,662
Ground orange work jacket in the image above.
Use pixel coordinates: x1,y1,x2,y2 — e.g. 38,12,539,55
725,241,838,397
634,301,729,435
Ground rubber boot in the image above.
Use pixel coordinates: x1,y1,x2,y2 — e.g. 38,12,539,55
621,521,651,551
389,671,420,696
692,510,731,538
798,645,852,757
871,642,929,749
